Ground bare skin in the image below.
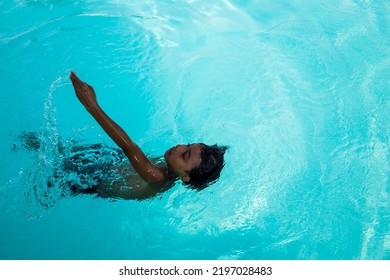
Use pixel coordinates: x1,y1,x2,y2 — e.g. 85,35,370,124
70,71,203,199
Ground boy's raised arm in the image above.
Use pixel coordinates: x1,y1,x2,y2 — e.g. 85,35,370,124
69,71,166,184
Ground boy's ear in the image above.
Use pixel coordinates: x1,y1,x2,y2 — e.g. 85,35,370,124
179,173,191,183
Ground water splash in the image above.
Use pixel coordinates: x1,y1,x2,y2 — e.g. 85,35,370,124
24,75,69,212
20,75,130,215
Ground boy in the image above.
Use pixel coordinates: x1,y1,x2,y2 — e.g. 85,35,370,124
69,72,226,200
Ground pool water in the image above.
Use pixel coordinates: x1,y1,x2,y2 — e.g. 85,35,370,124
0,0,389,259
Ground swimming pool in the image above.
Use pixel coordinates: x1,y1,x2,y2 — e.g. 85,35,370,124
0,0,389,260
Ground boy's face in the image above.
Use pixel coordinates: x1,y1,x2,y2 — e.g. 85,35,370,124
164,143,203,182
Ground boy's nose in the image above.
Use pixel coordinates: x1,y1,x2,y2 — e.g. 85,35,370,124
175,144,185,151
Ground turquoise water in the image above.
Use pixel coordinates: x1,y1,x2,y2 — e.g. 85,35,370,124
0,0,389,259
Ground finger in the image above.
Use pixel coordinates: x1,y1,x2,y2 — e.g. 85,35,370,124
70,73,84,87
85,82,94,90
69,71,76,80
71,72,80,81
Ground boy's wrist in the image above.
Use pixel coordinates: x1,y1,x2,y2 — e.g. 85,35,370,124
87,103,101,114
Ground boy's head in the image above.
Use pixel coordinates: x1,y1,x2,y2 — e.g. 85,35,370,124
164,143,227,190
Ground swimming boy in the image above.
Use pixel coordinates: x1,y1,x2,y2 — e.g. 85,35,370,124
69,71,226,200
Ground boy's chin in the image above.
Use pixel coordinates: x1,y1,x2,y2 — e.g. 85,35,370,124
163,150,170,161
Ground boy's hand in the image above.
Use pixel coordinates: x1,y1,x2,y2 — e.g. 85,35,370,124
70,71,98,112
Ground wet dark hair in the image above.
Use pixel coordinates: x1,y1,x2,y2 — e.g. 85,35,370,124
184,144,227,191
